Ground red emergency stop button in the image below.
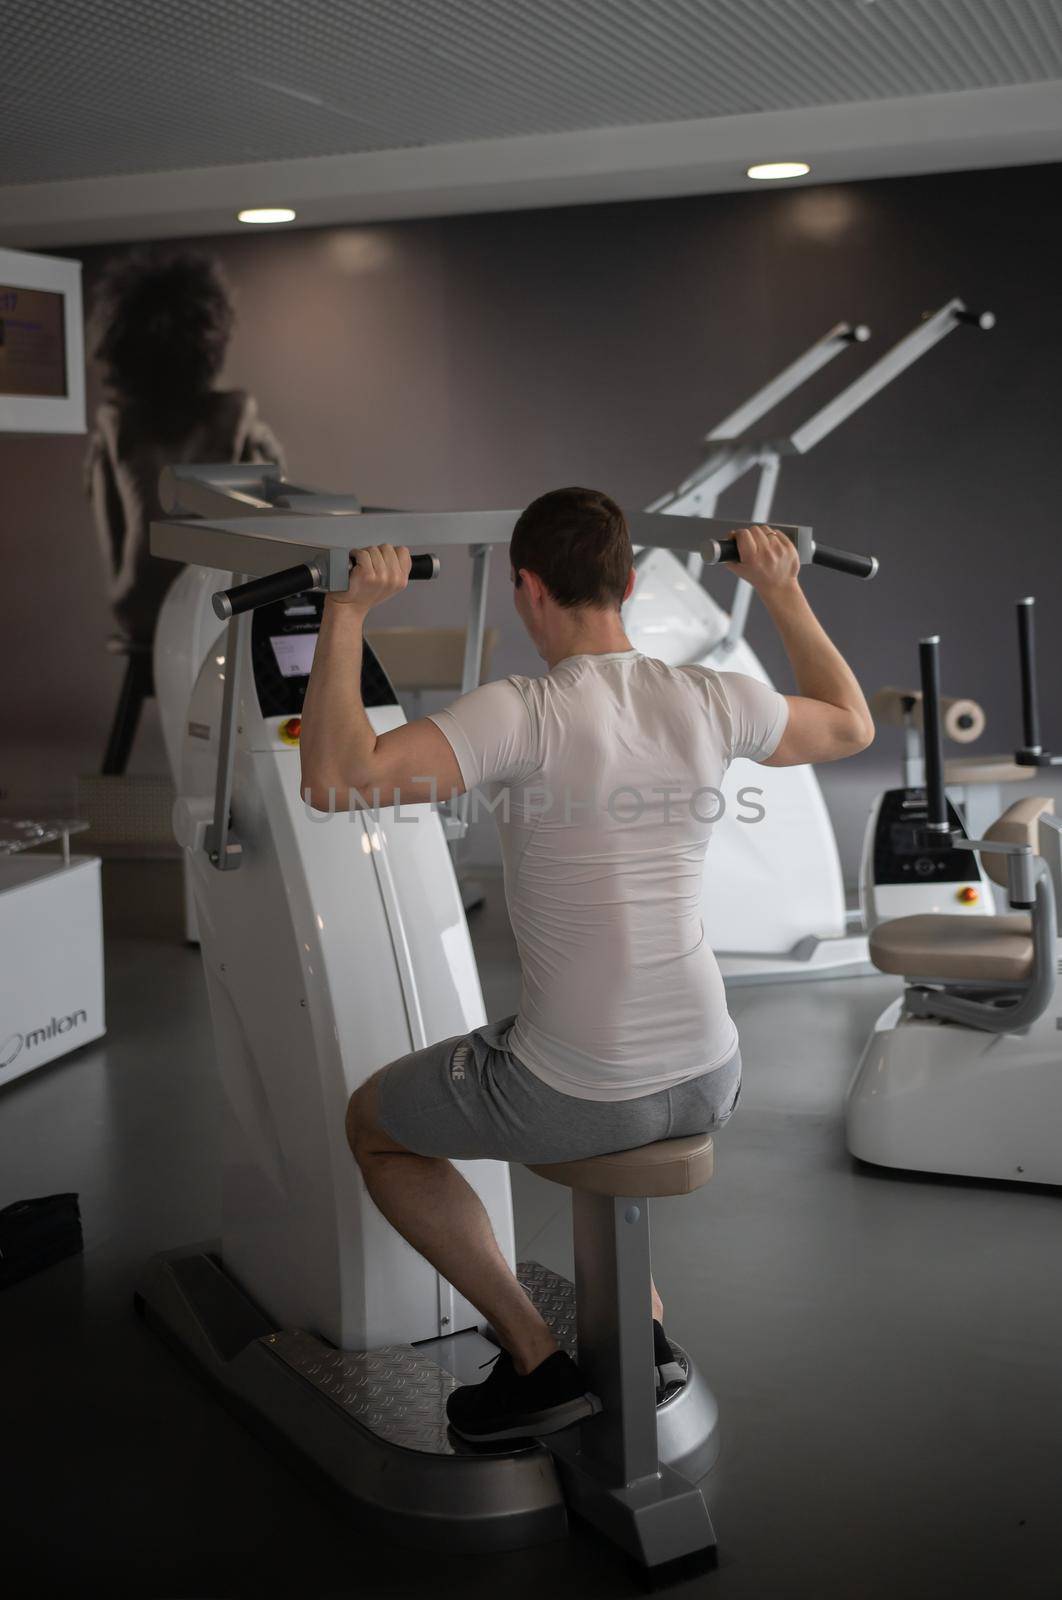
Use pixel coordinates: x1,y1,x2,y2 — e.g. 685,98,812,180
279,716,302,745
957,886,980,905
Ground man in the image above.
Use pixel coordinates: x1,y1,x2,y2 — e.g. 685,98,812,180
300,487,873,1443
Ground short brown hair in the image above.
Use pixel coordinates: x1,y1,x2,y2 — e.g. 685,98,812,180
509,487,633,610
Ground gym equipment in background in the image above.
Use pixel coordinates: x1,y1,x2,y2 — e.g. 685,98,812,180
860,685,993,932
0,819,104,1090
625,297,993,984
846,617,1062,1186
138,476,843,1562
941,596,1061,837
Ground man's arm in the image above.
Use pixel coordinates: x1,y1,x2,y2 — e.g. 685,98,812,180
299,544,464,811
727,525,874,766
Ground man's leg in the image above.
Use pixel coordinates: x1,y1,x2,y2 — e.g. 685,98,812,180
347,1074,559,1375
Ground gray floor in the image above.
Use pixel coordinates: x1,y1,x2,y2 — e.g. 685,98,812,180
2,861,1061,1598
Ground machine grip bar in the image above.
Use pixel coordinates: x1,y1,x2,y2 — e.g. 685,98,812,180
213,553,440,620
1016,596,1042,755
705,533,877,579
954,308,996,330
919,635,950,833
808,542,878,580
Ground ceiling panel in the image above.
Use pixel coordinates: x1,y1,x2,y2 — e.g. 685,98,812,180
5,0,1062,185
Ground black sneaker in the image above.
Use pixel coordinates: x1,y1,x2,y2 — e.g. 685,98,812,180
653,1320,687,1403
446,1348,600,1443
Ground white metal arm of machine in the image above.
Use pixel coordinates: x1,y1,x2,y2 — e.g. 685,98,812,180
646,297,993,657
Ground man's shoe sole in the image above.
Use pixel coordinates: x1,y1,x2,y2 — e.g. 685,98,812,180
448,1391,602,1444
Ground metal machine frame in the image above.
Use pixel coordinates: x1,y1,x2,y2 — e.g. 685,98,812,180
152,464,855,880
630,297,993,983
649,298,991,643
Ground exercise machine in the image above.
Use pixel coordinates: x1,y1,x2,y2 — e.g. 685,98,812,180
138,476,877,1561
625,298,993,984
0,819,104,1089
860,685,994,931
152,471,493,936
846,606,1062,1186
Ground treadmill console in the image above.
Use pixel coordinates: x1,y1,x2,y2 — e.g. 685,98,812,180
872,788,978,885
250,593,398,718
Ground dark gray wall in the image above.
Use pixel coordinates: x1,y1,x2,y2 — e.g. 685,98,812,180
3,163,1059,803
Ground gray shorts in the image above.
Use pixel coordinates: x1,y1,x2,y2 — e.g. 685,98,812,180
376,1015,742,1164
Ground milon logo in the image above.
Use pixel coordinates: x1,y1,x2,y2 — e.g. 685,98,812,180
0,1011,88,1070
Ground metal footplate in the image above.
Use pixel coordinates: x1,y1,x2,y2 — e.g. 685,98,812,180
135,1249,719,1557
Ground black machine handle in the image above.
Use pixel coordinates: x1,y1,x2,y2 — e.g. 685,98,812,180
919,635,950,834
213,552,441,620
706,532,878,581
1013,594,1060,766
954,308,996,330
1016,596,1042,756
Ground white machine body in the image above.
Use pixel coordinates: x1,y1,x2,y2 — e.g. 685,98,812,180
155,565,229,941
846,980,1062,1186
179,590,514,1348
625,547,865,979
0,855,105,1087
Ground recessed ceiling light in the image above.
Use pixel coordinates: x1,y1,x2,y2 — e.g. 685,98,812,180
746,162,811,181
237,207,297,224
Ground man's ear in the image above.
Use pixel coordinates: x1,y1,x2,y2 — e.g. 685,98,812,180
622,567,636,604
520,568,548,607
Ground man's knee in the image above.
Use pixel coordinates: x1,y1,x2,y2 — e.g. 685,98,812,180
346,1072,405,1165
346,1077,377,1162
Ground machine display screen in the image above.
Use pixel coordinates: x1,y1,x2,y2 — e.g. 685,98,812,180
873,789,976,885
252,592,398,719
270,632,318,679
0,285,68,397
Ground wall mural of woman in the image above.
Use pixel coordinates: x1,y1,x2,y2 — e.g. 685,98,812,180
85,249,285,773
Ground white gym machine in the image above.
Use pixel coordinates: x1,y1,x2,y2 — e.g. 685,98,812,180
625,298,993,984
847,607,1062,1186
135,471,873,1562
860,687,995,932
0,248,102,1087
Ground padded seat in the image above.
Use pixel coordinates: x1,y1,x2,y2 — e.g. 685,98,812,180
870,912,1034,982
528,1134,714,1198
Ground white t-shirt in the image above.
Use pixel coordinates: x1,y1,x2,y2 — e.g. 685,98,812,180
429,650,788,1101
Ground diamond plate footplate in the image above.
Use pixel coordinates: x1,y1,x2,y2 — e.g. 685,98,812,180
266,1331,462,1455
517,1260,577,1357
518,1260,691,1397
264,1266,578,1457
265,1261,690,1463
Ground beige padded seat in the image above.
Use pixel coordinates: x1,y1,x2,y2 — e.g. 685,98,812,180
870,913,1034,982
528,1134,714,1198
870,796,1054,984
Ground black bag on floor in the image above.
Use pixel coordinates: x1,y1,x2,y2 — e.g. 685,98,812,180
0,1194,83,1289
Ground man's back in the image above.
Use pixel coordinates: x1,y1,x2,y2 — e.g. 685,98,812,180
431,648,787,1099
